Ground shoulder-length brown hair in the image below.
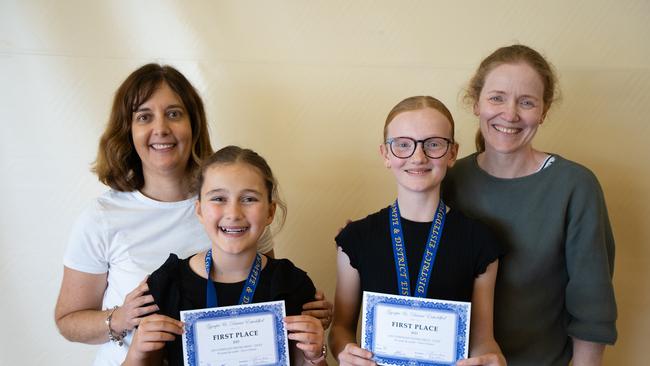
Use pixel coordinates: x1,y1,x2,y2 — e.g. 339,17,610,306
93,63,213,191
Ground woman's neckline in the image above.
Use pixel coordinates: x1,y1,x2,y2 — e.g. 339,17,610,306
476,150,552,179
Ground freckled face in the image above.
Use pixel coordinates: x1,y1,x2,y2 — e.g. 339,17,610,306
195,163,275,255
131,82,193,179
475,62,546,155
380,108,457,195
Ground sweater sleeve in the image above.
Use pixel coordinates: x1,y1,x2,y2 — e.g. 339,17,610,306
564,168,617,344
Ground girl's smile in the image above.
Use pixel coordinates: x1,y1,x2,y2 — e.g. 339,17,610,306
196,163,276,256
381,108,457,196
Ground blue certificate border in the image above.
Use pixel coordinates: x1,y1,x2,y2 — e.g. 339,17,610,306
181,301,289,366
361,291,470,366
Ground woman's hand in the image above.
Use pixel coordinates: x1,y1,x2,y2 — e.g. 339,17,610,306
112,277,159,333
301,290,333,330
284,315,325,363
337,343,376,366
123,314,183,365
456,352,506,366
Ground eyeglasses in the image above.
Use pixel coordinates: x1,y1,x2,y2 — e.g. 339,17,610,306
385,136,453,159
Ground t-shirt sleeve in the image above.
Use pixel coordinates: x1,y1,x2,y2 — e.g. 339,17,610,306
257,227,275,255
62,202,110,274
335,221,362,270
147,254,183,319
269,260,316,316
471,218,505,278
564,168,617,344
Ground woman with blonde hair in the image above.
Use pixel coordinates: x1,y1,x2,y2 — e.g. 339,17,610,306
444,44,617,365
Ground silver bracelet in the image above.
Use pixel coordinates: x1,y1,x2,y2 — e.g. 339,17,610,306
105,305,128,346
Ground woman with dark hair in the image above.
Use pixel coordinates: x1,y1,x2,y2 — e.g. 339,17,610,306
54,64,331,365
92,64,212,193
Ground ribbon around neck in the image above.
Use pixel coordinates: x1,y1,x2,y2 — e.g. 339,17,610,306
389,199,446,297
204,249,262,308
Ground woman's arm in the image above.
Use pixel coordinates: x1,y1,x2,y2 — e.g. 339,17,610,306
457,260,506,366
328,247,375,366
571,338,604,366
564,170,617,346
55,267,158,344
55,267,110,343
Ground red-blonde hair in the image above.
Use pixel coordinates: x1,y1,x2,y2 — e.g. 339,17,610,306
384,96,455,141
464,45,558,152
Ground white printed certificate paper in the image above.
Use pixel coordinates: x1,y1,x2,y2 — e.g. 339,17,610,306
361,291,471,366
180,300,289,366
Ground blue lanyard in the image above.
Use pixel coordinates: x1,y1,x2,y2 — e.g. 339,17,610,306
204,249,262,308
389,199,446,297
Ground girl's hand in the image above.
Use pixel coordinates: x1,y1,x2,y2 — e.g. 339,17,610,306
456,352,507,366
337,343,376,366
284,315,325,362
124,314,183,364
113,277,159,332
301,290,334,330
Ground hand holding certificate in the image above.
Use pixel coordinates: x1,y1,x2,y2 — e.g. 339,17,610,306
181,300,290,366
361,291,471,366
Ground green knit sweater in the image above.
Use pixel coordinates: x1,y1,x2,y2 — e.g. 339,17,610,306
443,153,617,366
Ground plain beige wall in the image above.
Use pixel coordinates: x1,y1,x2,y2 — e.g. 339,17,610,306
1,1,648,364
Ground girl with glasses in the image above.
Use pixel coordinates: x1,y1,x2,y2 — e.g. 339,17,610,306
329,96,506,366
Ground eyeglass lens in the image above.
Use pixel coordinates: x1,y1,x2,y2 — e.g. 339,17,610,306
389,137,449,159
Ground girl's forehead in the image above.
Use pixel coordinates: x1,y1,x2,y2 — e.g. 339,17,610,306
206,162,258,176
203,163,265,187
387,109,452,137
200,163,271,200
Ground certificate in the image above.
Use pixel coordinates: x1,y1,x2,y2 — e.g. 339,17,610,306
180,300,290,366
361,291,471,366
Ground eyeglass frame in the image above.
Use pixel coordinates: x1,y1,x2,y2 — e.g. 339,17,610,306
385,136,454,159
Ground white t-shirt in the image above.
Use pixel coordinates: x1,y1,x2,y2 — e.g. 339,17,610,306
63,190,274,366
